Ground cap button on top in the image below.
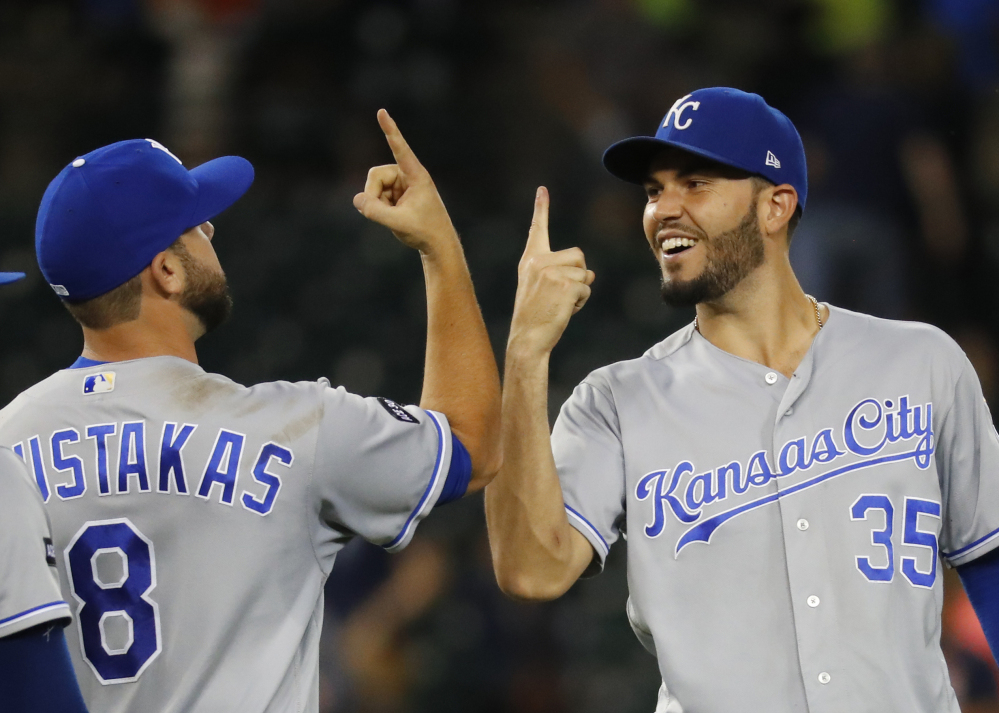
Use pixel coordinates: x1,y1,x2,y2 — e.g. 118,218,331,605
72,158,86,167
765,372,779,385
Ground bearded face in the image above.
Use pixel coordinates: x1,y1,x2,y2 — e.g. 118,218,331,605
659,203,764,307
172,242,233,334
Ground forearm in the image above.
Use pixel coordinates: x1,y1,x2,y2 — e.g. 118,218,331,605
484,346,590,600
419,237,502,489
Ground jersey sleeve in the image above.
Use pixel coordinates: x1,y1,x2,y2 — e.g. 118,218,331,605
937,356,999,566
0,448,70,639
551,379,626,574
312,387,452,553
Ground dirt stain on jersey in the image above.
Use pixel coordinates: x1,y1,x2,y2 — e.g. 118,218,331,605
275,403,323,443
170,374,242,414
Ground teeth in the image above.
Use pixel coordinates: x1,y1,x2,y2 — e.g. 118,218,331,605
661,237,697,252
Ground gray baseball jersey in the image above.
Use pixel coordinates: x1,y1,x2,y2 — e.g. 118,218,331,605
0,356,455,713
552,305,999,713
0,446,70,638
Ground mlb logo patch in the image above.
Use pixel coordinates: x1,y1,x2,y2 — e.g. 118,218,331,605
83,372,116,395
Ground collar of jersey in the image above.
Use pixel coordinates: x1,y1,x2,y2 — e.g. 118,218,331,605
69,355,111,369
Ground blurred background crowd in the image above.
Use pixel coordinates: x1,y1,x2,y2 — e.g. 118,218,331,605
0,0,997,711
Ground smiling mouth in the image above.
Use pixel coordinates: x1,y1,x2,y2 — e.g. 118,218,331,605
661,236,698,256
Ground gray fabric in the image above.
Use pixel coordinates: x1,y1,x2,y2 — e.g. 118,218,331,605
552,305,996,713
0,447,69,637
0,356,451,713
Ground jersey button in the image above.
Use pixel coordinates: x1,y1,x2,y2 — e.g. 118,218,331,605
785,407,794,416
796,519,809,531
765,372,779,385
807,595,820,607
818,672,831,684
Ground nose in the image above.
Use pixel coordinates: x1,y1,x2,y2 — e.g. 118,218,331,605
650,186,683,224
202,221,215,241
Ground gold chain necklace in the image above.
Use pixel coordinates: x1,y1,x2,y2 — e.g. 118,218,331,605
694,295,824,332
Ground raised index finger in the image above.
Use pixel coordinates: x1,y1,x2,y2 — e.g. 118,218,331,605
377,109,423,176
524,186,551,255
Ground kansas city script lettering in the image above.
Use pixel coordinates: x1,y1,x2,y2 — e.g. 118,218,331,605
636,395,934,549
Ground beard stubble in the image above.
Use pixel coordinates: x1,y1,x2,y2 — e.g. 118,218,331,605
659,206,765,308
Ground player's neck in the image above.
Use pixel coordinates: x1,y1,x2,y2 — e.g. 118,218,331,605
79,301,201,365
694,258,825,378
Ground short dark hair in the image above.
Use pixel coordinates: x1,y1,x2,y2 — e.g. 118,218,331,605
64,273,143,329
751,176,802,243
63,237,186,329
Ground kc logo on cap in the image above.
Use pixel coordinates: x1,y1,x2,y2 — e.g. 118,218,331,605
662,94,701,131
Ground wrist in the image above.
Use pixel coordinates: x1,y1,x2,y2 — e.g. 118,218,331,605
505,338,553,368
415,221,461,258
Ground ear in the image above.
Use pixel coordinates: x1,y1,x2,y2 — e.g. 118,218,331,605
759,184,798,240
146,247,185,298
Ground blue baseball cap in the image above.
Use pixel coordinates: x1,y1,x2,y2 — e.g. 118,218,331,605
603,87,807,209
36,139,254,301
0,272,24,286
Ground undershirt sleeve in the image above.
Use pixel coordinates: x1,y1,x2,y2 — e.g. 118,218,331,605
0,624,89,713
957,547,999,666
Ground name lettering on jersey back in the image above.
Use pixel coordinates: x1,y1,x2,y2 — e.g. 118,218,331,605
11,421,293,516
636,395,934,556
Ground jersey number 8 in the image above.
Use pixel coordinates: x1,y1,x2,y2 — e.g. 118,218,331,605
65,519,162,684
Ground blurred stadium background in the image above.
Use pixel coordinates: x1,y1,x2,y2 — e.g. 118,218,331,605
0,0,997,711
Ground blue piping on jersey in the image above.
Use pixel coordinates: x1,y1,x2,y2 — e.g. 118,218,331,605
0,601,70,629
565,504,610,556
945,526,999,561
384,410,447,551
68,356,110,369
675,447,928,556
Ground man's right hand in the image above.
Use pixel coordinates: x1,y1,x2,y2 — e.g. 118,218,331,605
507,187,595,356
352,109,457,256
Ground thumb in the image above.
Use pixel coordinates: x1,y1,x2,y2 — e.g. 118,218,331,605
524,186,551,255
353,192,400,231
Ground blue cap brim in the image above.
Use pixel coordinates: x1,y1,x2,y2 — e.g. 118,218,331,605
186,156,255,229
602,136,760,185
0,272,25,285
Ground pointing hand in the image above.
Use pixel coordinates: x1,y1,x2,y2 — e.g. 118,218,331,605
508,187,595,356
353,110,457,253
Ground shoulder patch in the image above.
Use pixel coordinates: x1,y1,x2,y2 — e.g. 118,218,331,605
83,371,116,395
44,537,56,566
377,397,419,424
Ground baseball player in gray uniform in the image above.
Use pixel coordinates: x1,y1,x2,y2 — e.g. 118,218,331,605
0,269,88,712
0,111,501,712
485,87,999,712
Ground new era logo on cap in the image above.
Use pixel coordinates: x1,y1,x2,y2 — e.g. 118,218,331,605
765,151,781,169
83,372,115,395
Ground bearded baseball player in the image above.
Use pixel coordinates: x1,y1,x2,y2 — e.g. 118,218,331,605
0,111,501,713
0,267,88,713
486,87,999,712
